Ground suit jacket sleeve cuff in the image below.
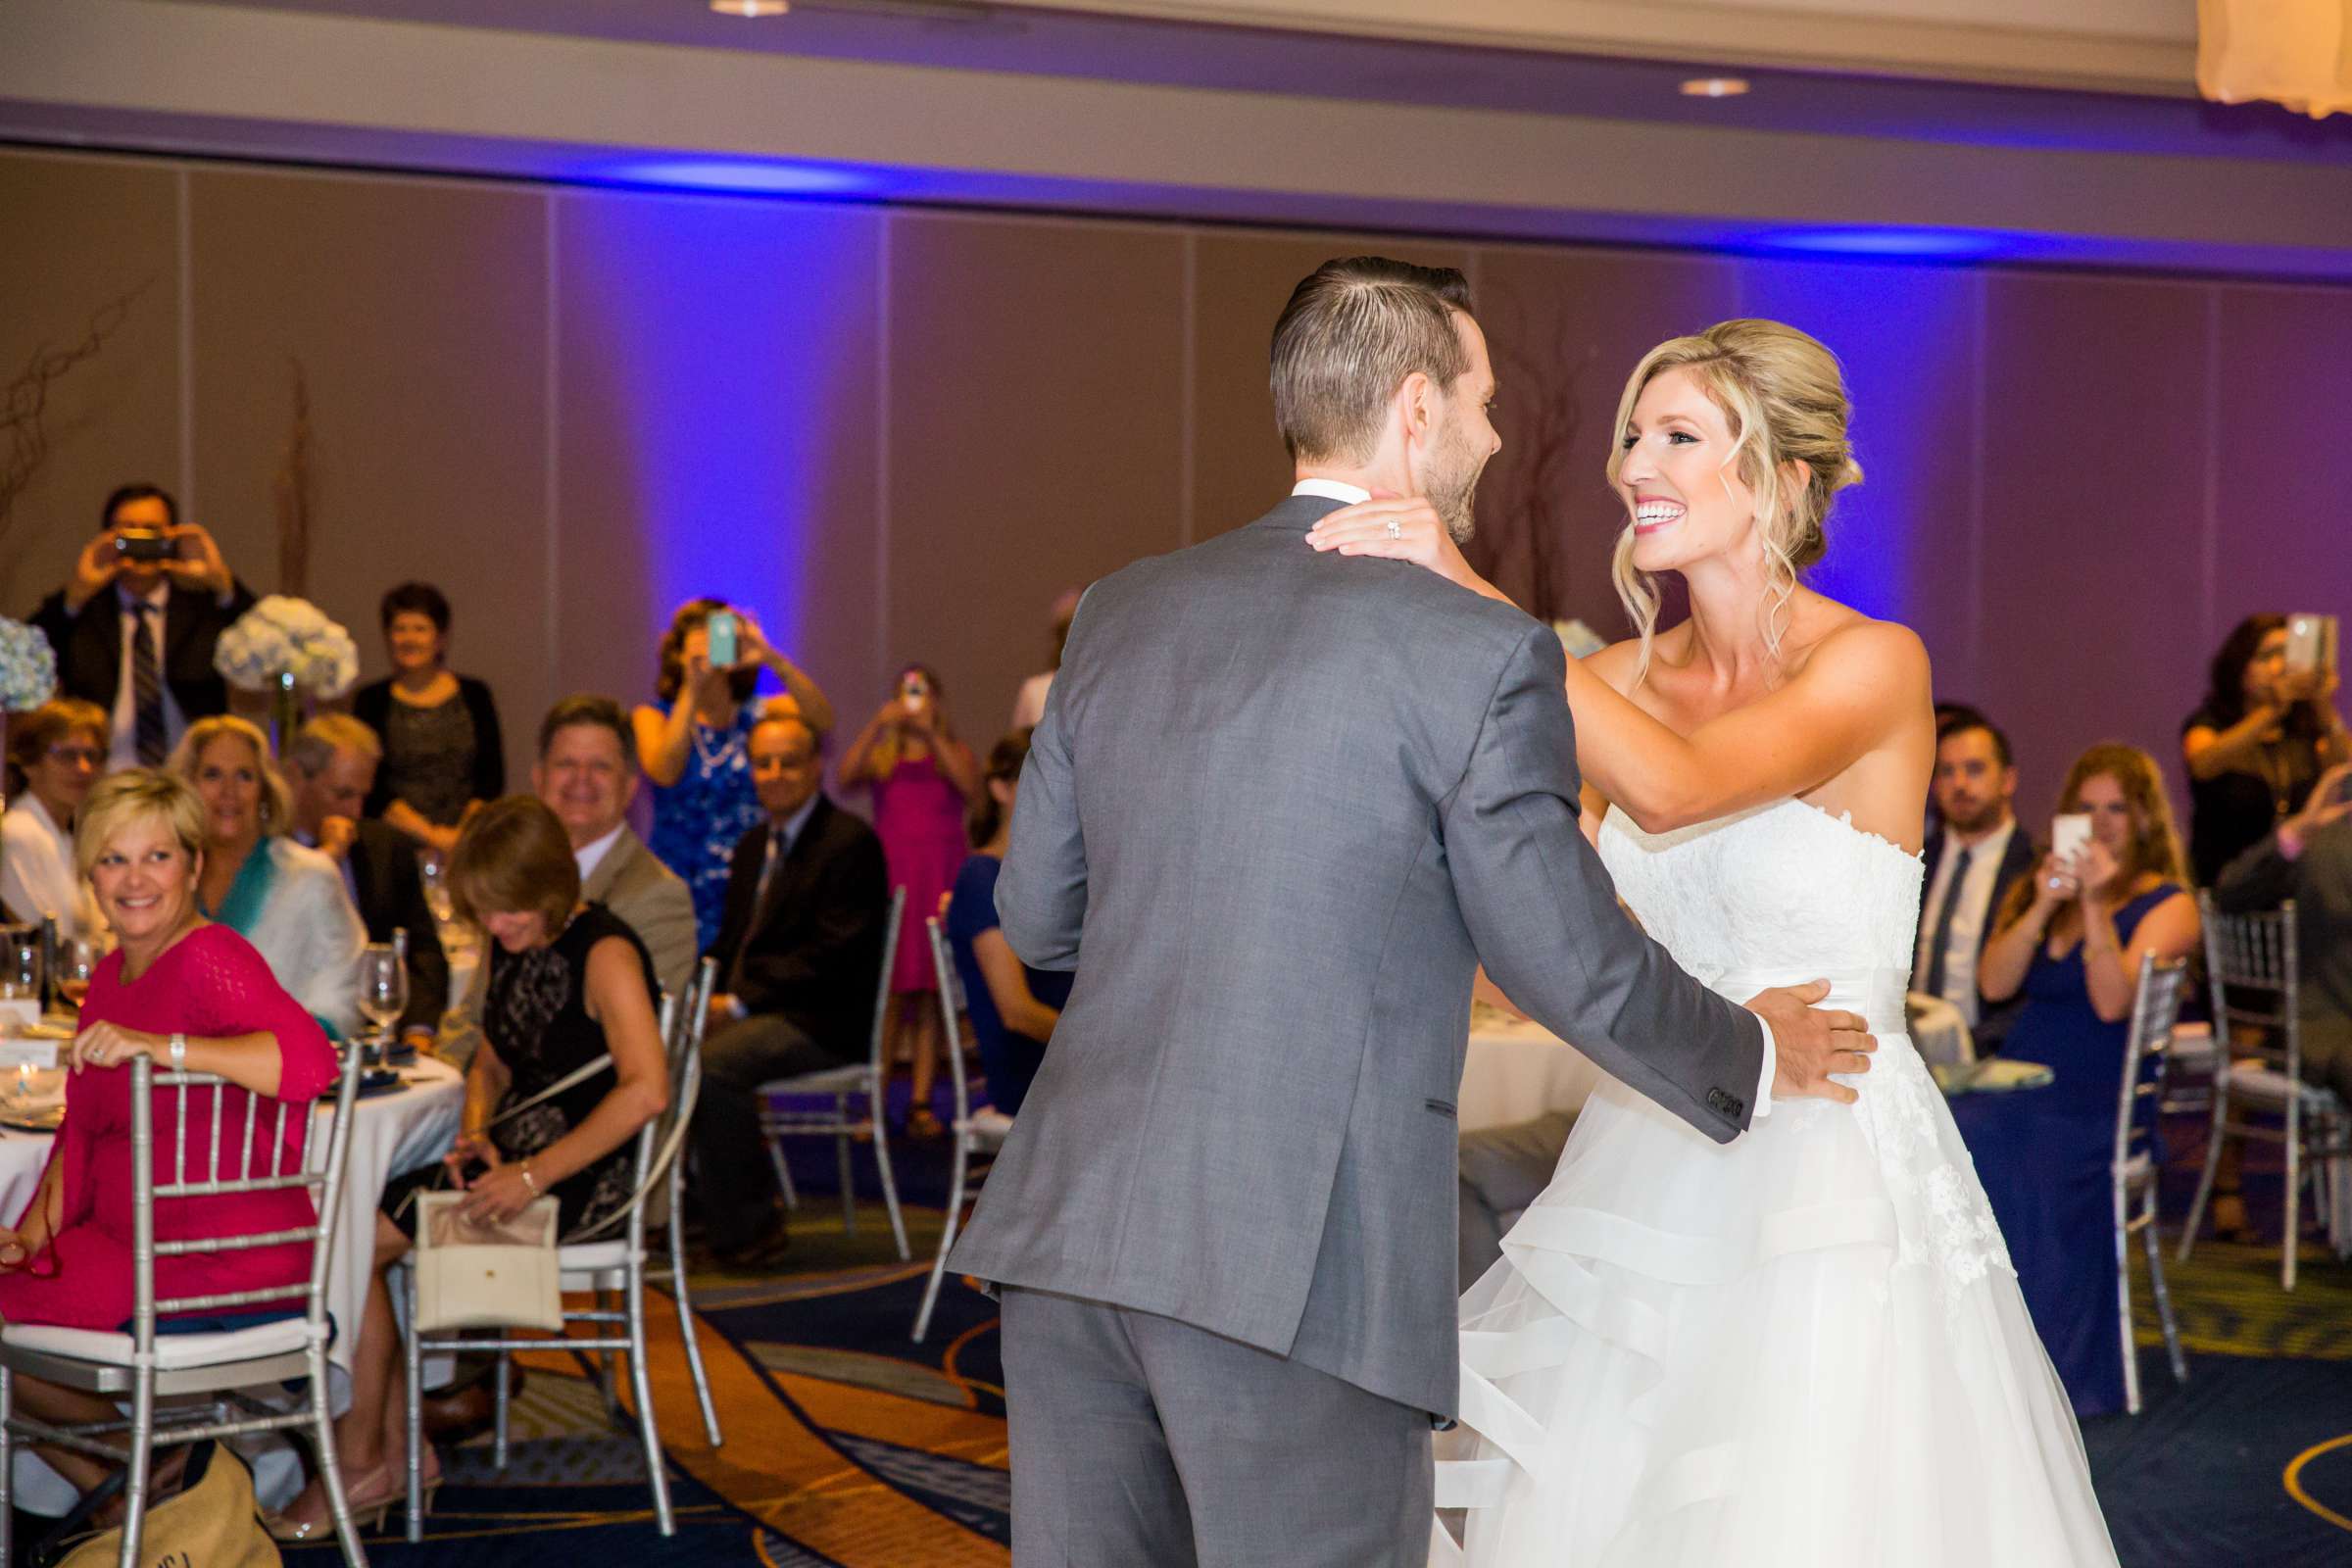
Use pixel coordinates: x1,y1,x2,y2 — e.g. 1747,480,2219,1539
1751,1015,1776,1120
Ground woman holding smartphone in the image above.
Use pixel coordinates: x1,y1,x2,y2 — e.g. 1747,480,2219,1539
1973,743,2198,1416
634,598,836,952
840,664,978,1138
2181,612,2349,888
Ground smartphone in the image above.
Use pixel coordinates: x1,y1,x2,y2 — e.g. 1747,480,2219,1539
113,528,173,564
2051,812,2092,864
2286,613,2338,676
706,610,738,668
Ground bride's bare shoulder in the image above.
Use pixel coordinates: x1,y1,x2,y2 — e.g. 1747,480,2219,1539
1786,598,1931,698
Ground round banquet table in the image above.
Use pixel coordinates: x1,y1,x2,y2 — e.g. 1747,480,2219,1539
1458,1015,1602,1132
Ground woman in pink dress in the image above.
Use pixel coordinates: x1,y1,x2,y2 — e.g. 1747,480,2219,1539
0,768,338,1504
839,664,978,1137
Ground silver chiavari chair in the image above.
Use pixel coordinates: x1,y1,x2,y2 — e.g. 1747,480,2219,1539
754,886,910,1259
399,968,712,1541
2114,954,2190,1415
644,957,723,1446
912,918,1013,1344
0,1044,370,1568
2179,895,2352,1289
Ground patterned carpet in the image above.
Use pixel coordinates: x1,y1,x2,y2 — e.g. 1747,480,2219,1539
235,1126,2352,1568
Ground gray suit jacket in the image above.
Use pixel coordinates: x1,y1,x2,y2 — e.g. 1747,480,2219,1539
440,824,698,1068
951,494,1767,1418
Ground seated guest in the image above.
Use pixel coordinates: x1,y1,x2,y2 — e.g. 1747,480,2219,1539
945,729,1069,1117
693,713,889,1266
1975,742,2198,1417
2214,760,2352,1100
267,796,668,1543
1009,588,1083,731
169,715,365,1039
352,581,505,860
2182,613,2350,887
441,697,696,1067
0,698,111,943
1912,710,2034,1054
284,715,449,1050
0,769,335,1510
634,599,837,953
31,483,255,770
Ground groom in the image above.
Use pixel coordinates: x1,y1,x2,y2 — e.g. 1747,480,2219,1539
952,257,1876,1565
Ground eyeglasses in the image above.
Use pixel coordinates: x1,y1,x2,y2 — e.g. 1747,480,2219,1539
45,746,105,766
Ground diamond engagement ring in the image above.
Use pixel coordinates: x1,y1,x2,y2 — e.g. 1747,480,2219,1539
1385,518,1402,540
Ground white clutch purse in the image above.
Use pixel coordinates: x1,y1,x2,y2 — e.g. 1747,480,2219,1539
414,1191,564,1333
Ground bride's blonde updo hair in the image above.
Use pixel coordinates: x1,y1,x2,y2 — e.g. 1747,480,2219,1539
1605,318,1863,681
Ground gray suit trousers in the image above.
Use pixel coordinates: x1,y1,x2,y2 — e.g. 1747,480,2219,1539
1002,1287,1432,1567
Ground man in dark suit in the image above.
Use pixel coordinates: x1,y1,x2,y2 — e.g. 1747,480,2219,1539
30,483,255,770
284,714,449,1048
692,711,890,1267
1914,709,2037,1054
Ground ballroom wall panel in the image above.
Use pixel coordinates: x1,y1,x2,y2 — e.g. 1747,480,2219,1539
183,168,553,775
8,144,2352,848
0,157,182,616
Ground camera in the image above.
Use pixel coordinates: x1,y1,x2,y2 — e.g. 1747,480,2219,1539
113,528,175,564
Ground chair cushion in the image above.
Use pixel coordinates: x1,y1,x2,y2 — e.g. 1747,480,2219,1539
557,1240,632,1288
759,1065,867,1095
959,1108,1014,1147
2,1315,314,1370
2121,1152,2155,1188
2229,1061,2345,1107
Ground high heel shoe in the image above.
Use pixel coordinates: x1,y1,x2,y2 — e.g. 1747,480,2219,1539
264,1466,441,1542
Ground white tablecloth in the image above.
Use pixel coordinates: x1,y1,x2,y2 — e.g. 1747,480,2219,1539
1458,1019,1602,1132
0,1054,466,1383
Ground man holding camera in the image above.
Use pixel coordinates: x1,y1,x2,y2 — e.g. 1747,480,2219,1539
32,483,254,770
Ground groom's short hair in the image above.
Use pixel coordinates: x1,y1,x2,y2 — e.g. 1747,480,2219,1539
1270,258,1475,465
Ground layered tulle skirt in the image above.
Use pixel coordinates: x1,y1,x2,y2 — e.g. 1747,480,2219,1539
1432,972,2119,1567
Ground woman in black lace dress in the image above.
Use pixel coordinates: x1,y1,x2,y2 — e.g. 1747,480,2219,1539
268,795,668,1542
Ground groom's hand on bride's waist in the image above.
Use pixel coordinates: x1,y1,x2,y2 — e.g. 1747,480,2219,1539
1745,980,1876,1106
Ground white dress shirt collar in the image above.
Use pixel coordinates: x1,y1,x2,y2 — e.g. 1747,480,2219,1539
574,823,626,885
1291,478,1372,505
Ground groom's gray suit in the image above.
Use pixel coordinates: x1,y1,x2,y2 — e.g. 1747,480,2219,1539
953,491,1768,1565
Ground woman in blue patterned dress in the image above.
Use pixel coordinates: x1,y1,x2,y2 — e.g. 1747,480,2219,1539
633,598,834,951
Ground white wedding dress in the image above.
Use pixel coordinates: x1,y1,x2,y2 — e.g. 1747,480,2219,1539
1433,799,2120,1567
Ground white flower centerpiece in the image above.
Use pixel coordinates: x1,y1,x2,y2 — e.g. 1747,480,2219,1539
213,596,360,750
0,619,59,789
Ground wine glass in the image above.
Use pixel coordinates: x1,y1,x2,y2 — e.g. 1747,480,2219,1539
54,940,97,1013
0,930,41,1003
357,943,408,1053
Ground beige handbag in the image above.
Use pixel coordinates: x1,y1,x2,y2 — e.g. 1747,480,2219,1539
413,1191,564,1333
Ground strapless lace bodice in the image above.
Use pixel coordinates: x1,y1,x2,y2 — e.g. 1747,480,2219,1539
1598,798,1922,988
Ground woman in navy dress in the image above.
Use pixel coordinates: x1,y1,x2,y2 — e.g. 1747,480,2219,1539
1975,743,2199,1417
945,730,1069,1116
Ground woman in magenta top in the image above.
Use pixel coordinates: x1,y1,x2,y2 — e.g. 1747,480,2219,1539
838,663,977,1137
0,769,337,1500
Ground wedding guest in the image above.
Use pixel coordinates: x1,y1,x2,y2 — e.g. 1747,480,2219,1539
1010,588,1084,731
2214,760,2352,1104
694,713,890,1265
634,599,836,952
1912,710,2035,1054
30,483,255,769
839,663,978,1137
1975,742,2198,1416
169,715,365,1039
0,769,335,1511
945,729,1069,1117
266,796,667,1543
442,696,697,1069
0,698,111,942
2182,613,2350,887
284,715,448,1049
352,582,506,860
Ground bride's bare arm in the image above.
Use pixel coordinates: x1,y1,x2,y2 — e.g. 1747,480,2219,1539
1308,498,1931,836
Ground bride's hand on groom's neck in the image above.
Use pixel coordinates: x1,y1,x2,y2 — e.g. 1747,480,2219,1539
1745,979,1877,1106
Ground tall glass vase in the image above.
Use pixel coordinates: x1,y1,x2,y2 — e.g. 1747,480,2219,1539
270,669,301,757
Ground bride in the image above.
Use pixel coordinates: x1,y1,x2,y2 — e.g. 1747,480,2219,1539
1308,319,2119,1566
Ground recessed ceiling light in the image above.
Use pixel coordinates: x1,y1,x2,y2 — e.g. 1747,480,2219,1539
1680,77,1750,98
710,0,790,16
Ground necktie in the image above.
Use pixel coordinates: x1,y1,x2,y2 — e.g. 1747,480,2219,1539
1921,845,1975,1003
131,602,168,765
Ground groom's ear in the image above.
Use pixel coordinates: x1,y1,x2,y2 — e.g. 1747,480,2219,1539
1396,368,1438,447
